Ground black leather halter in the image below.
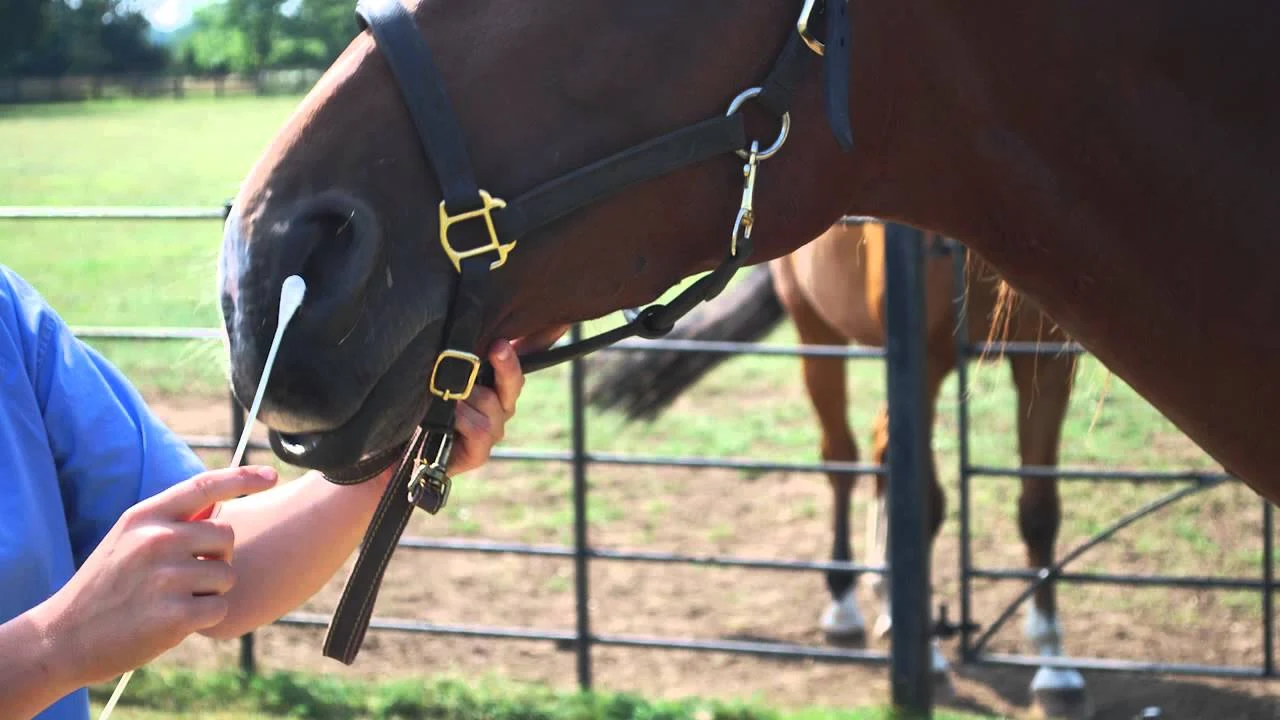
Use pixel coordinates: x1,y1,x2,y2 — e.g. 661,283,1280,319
318,0,853,665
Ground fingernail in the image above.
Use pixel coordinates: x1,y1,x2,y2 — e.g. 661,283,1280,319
252,466,279,483
495,341,514,361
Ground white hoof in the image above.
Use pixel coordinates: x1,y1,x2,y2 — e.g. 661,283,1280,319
1025,608,1093,719
819,589,866,645
931,641,951,675
931,643,955,701
872,611,893,640
1031,666,1085,692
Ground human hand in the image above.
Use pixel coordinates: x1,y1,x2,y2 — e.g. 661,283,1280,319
447,339,527,475
30,465,278,686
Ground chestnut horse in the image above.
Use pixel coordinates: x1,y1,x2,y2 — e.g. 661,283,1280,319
585,218,1083,717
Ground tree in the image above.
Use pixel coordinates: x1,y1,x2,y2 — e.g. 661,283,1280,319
100,10,170,73
0,0,54,74
226,0,285,77
179,2,250,74
292,0,359,67
5,0,168,76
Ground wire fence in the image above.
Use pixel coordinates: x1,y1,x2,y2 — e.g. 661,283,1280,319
6,204,1277,715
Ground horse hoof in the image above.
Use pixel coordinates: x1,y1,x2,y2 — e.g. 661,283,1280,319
821,627,867,647
1032,687,1095,720
819,591,866,647
872,613,892,640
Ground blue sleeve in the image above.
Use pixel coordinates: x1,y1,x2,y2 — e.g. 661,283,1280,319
0,265,208,567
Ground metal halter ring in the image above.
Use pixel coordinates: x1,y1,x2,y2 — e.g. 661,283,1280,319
725,87,791,161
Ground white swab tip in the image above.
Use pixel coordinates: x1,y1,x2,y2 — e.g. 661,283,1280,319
279,275,307,323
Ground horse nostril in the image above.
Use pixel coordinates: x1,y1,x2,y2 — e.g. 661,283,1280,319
300,210,357,299
284,194,384,344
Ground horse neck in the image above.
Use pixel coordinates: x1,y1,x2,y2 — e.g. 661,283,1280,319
837,1,1280,498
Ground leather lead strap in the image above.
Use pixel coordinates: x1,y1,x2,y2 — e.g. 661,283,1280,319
322,426,425,663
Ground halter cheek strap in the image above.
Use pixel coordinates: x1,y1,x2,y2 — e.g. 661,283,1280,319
317,0,854,665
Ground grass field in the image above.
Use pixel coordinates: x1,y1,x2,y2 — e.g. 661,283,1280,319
87,667,995,720
5,96,1279,719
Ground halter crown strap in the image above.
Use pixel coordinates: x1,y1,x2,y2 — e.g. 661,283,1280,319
356,0,482,212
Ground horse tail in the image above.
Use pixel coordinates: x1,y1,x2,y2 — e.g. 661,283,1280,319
585,264,785,421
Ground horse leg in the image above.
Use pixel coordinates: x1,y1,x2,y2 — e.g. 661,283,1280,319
773,270,868,645
867,348,953,681
1009,351,1092,720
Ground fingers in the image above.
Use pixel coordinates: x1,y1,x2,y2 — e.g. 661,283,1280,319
174,519,235,562
487,339,524,418
509,324,570,356
184,594,231,631
155,558,237,597
451,402,496,474
454,400,496,443
139,465,278,521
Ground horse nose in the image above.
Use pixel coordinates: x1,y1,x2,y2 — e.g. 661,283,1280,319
278,192,385,343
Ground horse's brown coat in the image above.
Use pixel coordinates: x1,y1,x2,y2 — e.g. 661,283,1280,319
222,1,1280,503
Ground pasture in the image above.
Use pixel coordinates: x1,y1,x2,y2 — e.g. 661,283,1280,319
2,97,1277,718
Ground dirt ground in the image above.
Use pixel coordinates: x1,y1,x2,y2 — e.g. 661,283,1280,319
149,394,1280,720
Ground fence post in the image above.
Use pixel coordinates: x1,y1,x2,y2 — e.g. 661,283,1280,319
570,323,593,689
218,199,256,676
228,389,256,675
951,242,976,662
1263,500,1274,676
883,223,933,718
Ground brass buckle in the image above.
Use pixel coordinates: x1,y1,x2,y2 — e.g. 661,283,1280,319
407,461,452,513
429,349,481,401
438,189,514,272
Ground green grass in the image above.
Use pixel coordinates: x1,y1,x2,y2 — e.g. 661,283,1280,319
89,667,998,720
0,96,304,392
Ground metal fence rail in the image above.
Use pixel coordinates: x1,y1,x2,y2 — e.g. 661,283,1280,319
10,204,1277,718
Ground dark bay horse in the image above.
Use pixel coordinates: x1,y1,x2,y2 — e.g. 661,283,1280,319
586,217,1083,717
218,1,1277,507
216,0,1278,688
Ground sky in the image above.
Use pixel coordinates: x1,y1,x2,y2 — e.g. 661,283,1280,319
139,0,301,31
138,0,200,30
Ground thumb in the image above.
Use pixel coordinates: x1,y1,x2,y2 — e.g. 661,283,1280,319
137,465,279,520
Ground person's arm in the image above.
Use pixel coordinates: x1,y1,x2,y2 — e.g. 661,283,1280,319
0,467,277,714
201,340,524,639
0,608,76,720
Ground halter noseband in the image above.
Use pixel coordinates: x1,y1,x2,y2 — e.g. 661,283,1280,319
314,0,853,665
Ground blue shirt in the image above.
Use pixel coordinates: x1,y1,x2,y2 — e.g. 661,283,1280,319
0,265,207,719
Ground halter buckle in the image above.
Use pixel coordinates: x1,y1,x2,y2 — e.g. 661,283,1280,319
407,430,453,512
438,189,514,272
797,0,826,56
407,461,452,513
429,349,481,401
